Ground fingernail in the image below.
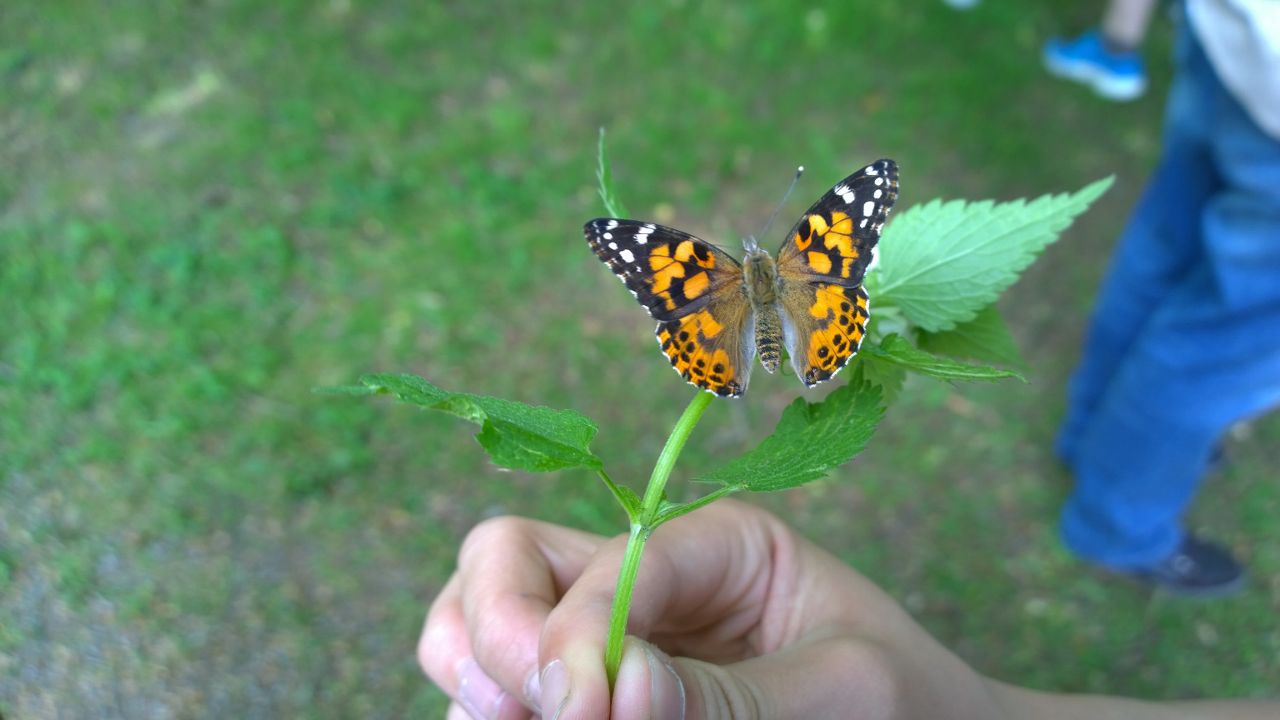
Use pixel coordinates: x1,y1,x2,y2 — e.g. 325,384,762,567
645,644,686,720
523,666,542,713
539,659,570,720
457,658,506,720
616,639,685,720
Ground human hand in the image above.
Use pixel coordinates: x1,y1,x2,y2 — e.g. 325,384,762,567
417,499,1006,719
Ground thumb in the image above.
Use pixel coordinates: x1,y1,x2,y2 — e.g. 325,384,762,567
611,635,897,720
610,637,686,720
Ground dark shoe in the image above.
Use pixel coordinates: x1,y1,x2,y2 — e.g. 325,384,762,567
1131,536,1245,598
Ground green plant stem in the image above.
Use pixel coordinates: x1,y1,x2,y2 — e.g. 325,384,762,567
637,391,713,523
604,522,648,686
603,390,714,685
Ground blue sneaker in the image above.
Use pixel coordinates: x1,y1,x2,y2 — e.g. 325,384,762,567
1043,29,1147,102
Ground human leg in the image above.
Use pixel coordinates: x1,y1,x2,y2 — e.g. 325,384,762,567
1056,26,1219,466
1101,0,1159,52
1060,265,1280,570
1059,27,1280,584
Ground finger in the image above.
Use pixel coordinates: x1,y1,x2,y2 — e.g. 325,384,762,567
614,633,902,720
643,499,842,647
422,576,535,720
547,498,812,650
419,574,467,690
644,499,911,652
456,516,605,710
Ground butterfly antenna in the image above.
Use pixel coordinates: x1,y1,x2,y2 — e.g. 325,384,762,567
755,166,805,245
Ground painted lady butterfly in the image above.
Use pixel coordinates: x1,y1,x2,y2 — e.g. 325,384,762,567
585,159,898,397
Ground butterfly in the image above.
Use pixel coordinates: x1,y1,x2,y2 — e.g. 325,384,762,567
585,159,898,397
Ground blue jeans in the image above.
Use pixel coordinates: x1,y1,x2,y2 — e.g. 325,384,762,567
1056,24,1280,568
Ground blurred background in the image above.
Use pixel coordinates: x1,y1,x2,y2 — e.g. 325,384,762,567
2,1,1277,716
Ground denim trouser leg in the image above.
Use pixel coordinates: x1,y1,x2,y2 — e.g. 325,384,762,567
1057,26,1280,567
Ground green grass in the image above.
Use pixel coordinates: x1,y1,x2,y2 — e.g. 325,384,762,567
2,0,1277,716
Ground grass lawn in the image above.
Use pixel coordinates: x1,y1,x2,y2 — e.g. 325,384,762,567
3,0,1277,716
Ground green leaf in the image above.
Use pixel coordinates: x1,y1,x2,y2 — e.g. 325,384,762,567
873,176,1113,332
596,128,629,217
697,381,884,492
615,485,643,516
360,374,603,472
861,334,1023,382
848,351,907,403
312,384,378,397
597,469,642,521
916,303,1026,369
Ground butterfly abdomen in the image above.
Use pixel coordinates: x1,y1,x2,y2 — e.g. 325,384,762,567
754,305,783,373
743,250,784,374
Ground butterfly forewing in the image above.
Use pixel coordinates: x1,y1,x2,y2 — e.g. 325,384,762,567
584,219,741,322
776,158,898,287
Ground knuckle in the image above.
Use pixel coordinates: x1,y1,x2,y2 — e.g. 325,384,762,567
691,662,769,720
458,515,529,565
469,612,524,672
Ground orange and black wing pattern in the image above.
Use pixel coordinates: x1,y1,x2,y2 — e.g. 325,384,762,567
775,159,898,386
584,219,754,396
776,158,898,287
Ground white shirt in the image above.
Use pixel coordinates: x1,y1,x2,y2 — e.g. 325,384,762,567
1187,0,1280,139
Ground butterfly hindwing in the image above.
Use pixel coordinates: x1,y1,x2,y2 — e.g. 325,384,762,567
776,159,897,386
656,300,755,397
780,284,871,387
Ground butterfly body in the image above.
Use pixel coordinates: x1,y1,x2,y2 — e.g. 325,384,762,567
586,159,898,397
740,242,783,373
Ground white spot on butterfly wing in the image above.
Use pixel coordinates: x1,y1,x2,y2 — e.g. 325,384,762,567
862,201,875,217
620,248,636,263
606,220,619,229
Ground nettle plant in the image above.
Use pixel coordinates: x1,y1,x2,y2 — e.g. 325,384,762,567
336,133,1110,684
